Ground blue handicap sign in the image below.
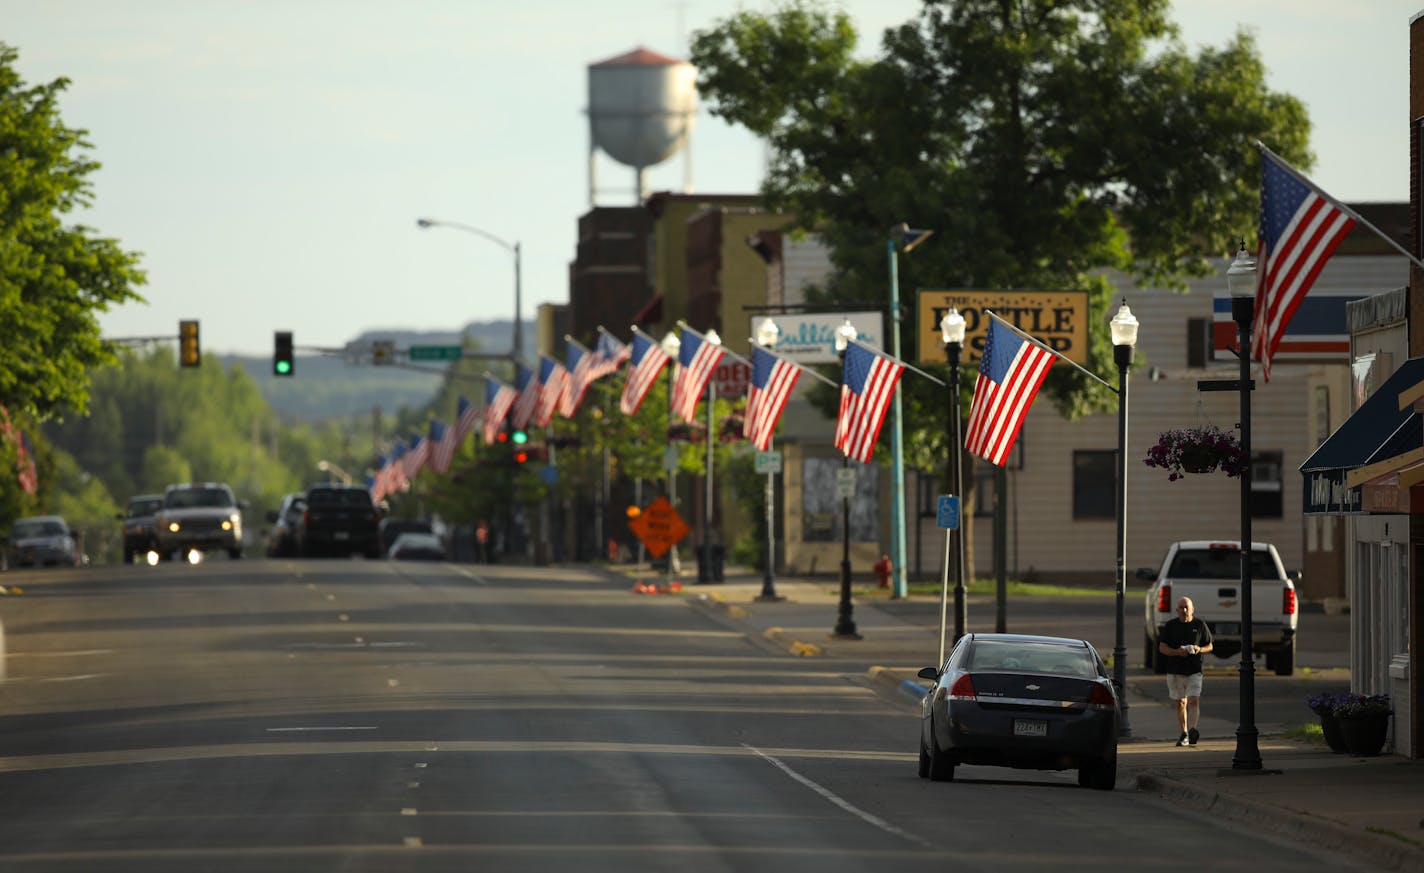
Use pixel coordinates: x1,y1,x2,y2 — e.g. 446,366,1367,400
936,495,960,530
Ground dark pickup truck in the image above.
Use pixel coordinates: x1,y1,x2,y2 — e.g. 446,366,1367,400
297,484,381,558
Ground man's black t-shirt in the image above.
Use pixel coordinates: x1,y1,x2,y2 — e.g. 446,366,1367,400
1160,617,1213,675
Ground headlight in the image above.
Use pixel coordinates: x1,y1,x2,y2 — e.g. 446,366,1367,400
168,522,180,533
221,520,232,531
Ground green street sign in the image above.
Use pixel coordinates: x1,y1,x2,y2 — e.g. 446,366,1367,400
409,345,463,361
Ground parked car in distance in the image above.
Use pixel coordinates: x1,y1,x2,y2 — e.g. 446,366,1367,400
117,494,164,563
153,482,246,560
297,484,380,558
4,515,83,568
379,517,434,555
918,633,1119,790
1139,540,1300,676
387,532,447,561
264,493,306,558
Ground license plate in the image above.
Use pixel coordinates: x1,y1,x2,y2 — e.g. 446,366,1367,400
1215,622,1239,635
1013,719,1047,737
334,531,349,541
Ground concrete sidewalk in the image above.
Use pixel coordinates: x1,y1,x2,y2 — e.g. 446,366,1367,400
607,563,1424,872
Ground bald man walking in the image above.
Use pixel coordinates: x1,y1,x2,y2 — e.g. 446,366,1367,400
1159,596,1213,746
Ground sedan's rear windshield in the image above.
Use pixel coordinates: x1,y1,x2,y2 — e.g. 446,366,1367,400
307,489,373,508
967,640,1098,678
1168,548,1279,580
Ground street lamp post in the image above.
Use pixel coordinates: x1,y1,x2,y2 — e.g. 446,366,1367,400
1110,299,1139,739
1227,241,1262,771
833,319,861,639
755,318,783,602
887,224,934,599
661,331,682,577
702,329,722,583
416,218,522,362
939,307,968,643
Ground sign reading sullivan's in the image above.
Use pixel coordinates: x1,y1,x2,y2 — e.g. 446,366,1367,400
915,290,1090,367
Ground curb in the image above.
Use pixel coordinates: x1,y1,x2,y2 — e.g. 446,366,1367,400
1135,772,1424,872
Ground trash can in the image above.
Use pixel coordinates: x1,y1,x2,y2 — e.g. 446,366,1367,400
696,545,726,583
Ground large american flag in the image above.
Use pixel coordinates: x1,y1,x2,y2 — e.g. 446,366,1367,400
534,356,567,428
965,316,1056,467
454,395,479,445
619,331,671,416
561,340,595,417
834,341,904,464
483,378,518,445
509,363,540,430
671,326,725,423
402,434,430,479
1251,150,1356,382
589,329,631,382
744,345,801,451
428,419,455,475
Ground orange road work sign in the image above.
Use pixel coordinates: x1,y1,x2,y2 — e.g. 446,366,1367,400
628,496,689,558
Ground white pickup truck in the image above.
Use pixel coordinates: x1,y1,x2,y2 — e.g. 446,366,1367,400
1138,540,1301,676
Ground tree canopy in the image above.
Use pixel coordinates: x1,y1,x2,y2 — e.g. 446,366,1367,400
0,43,145,420
691,0,1311,453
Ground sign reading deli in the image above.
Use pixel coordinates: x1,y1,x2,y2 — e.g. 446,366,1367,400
915,290,1091,367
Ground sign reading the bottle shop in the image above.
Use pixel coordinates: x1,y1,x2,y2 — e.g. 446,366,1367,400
915,290,1090,367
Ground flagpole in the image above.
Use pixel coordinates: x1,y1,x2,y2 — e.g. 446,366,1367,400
745,340,839,389
847,339,948,387
1255,140,1424,271
984,310,1117,391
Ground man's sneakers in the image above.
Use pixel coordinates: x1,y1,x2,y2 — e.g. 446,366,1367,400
1189,728,1200,746
1176,732,1189,747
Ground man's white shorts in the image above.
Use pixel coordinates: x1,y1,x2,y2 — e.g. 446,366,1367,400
1166,673,1204,700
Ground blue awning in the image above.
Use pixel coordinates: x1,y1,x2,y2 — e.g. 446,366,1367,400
1300,357,1424,514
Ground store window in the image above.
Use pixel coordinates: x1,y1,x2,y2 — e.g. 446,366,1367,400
1073,451,1116,519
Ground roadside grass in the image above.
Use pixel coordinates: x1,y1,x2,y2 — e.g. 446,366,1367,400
1284,722,1327,745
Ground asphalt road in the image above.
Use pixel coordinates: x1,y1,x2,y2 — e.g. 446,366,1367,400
0,560,1371,872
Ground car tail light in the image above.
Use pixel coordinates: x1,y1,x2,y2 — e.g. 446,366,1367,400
949,674,976,701
1087,683,1116,710
1283,586,1297,616
1156,584,1173,613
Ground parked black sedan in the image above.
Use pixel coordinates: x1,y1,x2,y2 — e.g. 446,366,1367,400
917,633,1119,790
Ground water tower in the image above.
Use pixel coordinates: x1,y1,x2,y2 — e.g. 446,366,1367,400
587,47,697,205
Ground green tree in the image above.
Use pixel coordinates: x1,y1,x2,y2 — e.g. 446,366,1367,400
0,43,145,420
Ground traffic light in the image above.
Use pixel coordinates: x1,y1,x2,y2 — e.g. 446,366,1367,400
273,331,294,377
178,320,200,368
512,448,530,465
511,429,528,445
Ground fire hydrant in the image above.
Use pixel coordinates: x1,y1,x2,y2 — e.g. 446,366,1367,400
873,554,893,589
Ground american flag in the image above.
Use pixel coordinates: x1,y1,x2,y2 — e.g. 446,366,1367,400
671,326,725,423
1251,150,1357,382
589,329,631,382
561,341,595,417
483,378,518,445
428,419,454,475
376,445,410,499
454,396,479,445
402,434,430,479
619,331,671,416
964,316,1056,467
534,356,567,427
834,341,904,464
509,363,540,430
744,346,801,451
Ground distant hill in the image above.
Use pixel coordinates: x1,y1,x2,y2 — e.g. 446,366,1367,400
227,320,534,423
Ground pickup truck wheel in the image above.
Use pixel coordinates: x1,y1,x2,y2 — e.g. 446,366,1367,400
1273,640,1295,676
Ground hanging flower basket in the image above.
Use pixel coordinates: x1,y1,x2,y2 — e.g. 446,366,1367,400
1143,425,1248,482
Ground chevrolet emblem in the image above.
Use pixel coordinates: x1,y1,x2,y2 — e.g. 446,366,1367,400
1026,684,1040,691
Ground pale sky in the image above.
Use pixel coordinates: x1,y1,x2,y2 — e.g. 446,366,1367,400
2,0,1418,356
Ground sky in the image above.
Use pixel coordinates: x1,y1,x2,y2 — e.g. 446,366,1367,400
2,0,1420,357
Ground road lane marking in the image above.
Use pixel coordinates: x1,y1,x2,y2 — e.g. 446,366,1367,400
402,837,423,848
742,743,934,849
265,727,379,733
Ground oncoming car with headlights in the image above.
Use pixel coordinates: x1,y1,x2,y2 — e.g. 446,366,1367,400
153,483,246,560
917,633,1120,790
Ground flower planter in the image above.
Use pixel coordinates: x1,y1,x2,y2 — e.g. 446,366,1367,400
1318,711,1348,753
1178,447,1217,474
1337,713,1390,757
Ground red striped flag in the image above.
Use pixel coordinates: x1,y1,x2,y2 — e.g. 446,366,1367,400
534,356,567,428
402,434,430,479
1251,150,1357,382
589,330,631,382
619,331,671,416
509,364,540,430
834,342,904,464
964,317,1055,466
483,379,518,445
745,346,801,451
428,420,454,475
561,342,594,417
454,396,479,444
671,326,724,423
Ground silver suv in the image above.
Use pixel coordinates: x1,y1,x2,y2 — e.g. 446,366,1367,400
153,483,246,560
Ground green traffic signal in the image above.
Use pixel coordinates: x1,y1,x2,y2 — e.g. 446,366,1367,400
511,429,528,445
273,331,294,377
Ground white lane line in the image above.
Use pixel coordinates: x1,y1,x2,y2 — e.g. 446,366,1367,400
742,743,934,850
401,808,418,816
40,674,108,683
265,726,379,733
402,836,423,848
8,650,115,658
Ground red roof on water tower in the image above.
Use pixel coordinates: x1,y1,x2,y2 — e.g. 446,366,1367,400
591,46,686,67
